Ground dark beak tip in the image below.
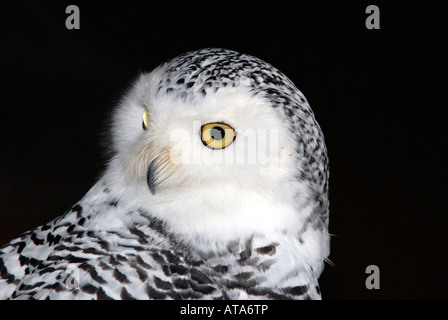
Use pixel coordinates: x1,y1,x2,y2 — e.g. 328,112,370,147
147,159,158,195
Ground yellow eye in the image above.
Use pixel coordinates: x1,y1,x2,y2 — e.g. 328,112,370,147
142,109,149,130
201,122,235,149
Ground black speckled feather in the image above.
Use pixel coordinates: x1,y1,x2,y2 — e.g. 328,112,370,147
0,48,328,300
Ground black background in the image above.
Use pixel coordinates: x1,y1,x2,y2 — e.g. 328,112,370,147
0,1,446,299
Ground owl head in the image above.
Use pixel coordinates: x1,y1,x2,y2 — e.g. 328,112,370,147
104,48,329,246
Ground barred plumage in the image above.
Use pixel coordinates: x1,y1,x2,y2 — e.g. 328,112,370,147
0,48,329,300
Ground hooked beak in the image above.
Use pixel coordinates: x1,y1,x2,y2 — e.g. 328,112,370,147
146,159,159,195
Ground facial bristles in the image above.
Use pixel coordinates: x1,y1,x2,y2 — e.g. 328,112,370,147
147,151,176,194
125,138,179,194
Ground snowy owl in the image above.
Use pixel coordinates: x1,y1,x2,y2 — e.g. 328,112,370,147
0,48,330,300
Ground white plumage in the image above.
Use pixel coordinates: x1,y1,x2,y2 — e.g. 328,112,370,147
0,48,329,299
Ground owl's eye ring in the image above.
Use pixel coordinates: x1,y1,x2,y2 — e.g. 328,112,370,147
142,109,150,130
201,122,235,149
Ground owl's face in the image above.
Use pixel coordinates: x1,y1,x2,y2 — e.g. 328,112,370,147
105,49,327,241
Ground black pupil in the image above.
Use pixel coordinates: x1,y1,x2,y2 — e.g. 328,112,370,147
210,126,225,141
